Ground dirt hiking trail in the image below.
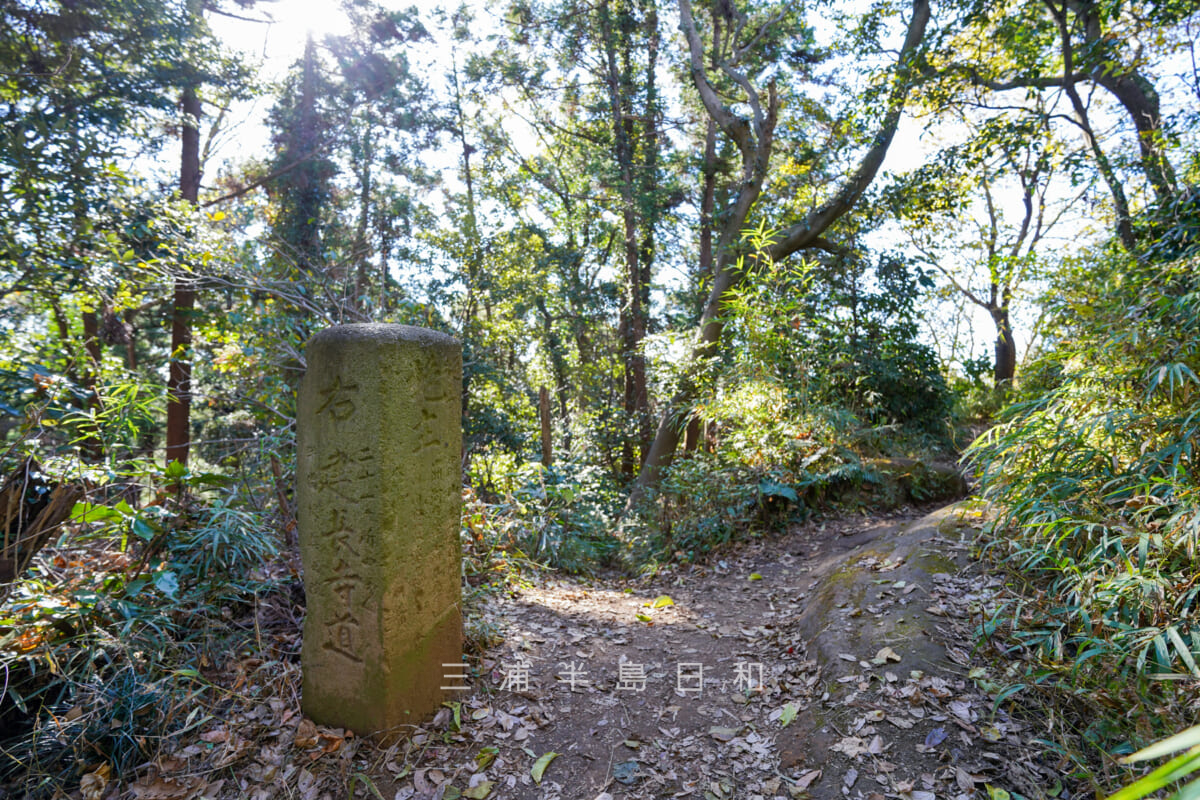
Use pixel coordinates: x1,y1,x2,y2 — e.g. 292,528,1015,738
356,503,1063,800
142,503,1071,800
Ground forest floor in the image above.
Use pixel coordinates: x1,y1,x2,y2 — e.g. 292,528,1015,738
118,503,1077,800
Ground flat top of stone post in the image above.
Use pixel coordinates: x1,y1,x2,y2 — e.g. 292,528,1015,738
308,323,459,350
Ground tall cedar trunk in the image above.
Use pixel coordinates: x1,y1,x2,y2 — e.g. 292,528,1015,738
536,297,571,425
601,0,650,479
449,52,482,464
993,308,1016,385
353,125,373,310
636,3,660,460
124,309,138,370
295,39,324,274
166,83,201,468
539,386,553,466
685,62,719,456
683,417,702,452
377,219,393,311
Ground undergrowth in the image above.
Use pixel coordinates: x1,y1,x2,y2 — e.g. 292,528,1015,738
968,246,1200,781
462,377,963,577
0,455,280,796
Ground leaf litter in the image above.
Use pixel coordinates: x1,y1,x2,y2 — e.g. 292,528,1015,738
112,504,1075,800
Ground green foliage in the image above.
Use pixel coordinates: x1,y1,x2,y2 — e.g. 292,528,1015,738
619,230,955,563
1107,725,1200,800
968,245,1200,746
462,460,620,574
622,381,906,564
945,355,1008,422
0,454,277,793
723,231,951,433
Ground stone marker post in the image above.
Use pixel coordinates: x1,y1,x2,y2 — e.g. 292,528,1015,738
297,324,462,734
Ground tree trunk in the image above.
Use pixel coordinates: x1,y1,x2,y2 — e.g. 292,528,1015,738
683,416,702,453
992,308,1016,386
600,0,657,482
166,83,201,469
1091,68,1177,205
539,386,553,466
123,309,138,371
1044,0,1136,251
353,124,373,311
295,37,325,274
1071,0,1177,205
635,1,660,462
697,112,718,316
536,297,571,426
449,50,483,470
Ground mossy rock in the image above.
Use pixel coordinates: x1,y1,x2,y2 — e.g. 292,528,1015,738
786,504,974,674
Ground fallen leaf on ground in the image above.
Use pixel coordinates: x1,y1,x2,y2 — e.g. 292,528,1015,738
795,770,821,790
949,699,973,721
947,646,972,665
980,723,1003,741
462,781,494,799
475,747,498,770
874,646,901,663
987,785,1012,800
831,736,869,757
531,751,558,785
80,766,109,800
294,719,318,748
130,776,207,800
413,769,434,796
709,726,738,742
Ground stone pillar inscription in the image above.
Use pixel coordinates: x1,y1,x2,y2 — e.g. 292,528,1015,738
297,324,462,734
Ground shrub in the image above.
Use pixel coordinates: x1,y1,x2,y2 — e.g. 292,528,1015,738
0,457,278,794
968,247,1200,747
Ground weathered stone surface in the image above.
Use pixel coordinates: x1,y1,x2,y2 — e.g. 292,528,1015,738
297,324,462,734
